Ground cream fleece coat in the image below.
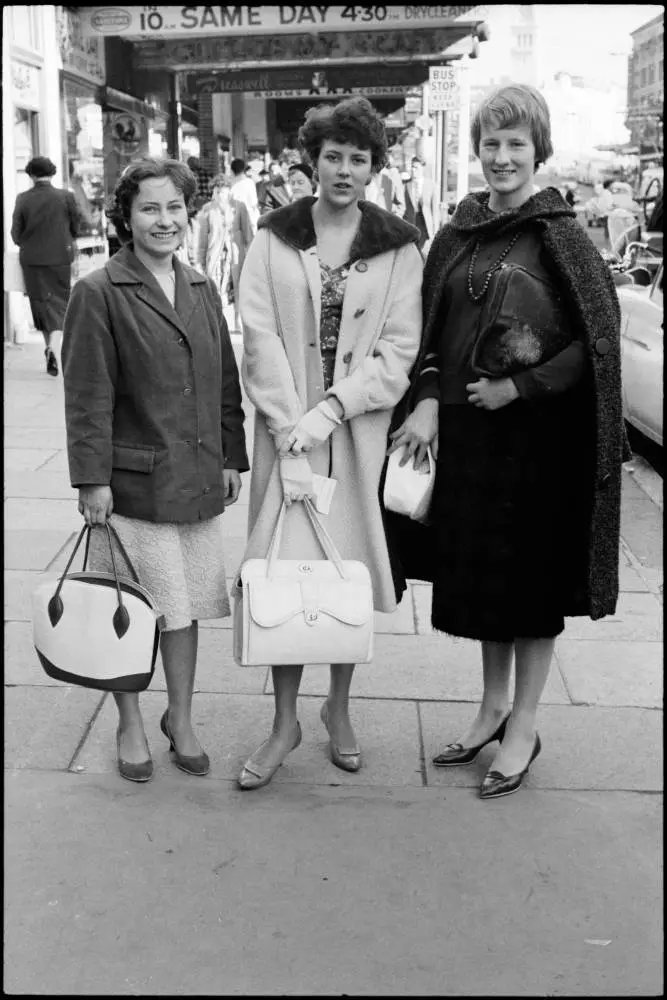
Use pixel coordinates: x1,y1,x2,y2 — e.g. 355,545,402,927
238,197,423,612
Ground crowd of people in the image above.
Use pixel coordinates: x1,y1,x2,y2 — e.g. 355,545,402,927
13,84,627,800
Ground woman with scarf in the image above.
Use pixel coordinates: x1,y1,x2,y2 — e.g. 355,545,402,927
388,83,626,799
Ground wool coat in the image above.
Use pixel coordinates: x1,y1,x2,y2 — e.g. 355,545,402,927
62,245,249,523
388,186,627,621
238,197,423,612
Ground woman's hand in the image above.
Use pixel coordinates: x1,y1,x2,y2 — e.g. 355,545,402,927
78,485,113,526
466,377,519,410
285,399,342,456
388,398,439,466
223,469,242,506
279,455,315,506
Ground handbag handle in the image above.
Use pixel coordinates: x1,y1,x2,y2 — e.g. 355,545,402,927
47,523,136,639
265,499,349,580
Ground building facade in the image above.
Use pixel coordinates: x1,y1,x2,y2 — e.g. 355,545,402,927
626,12,664,155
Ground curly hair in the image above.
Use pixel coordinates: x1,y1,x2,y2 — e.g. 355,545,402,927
470,83,554,170
105,156,197,242
298,97,388,172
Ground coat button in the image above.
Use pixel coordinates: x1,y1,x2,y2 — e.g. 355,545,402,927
354,308,365,318
183,386,193,395
203,487,210,495
595,337,611,355
343,351,352,363
355,261,368,273
178,337,186,346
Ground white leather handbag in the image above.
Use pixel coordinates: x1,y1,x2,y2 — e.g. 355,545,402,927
32,523,161,692
234,499,374,667
383,445,435,523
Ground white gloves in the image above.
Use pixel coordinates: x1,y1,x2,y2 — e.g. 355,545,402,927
285,400,341,455
279,455,315,505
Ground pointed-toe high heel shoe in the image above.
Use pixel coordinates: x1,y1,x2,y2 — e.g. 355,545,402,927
320,702,362,773
237,722,302,791
479,732,542,800
160,710,210,776
432,713,510,767
116,730,153,783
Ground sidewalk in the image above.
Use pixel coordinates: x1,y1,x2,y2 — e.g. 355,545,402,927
4,336,663,996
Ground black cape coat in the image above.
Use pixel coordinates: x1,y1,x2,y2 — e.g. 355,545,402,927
384,186,627,621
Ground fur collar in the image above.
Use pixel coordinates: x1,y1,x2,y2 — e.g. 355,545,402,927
449,186,574,236
259,196,420,259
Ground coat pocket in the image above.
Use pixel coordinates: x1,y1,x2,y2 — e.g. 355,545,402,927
112,443,156,474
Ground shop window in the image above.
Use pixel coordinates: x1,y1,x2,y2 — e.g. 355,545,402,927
14,107,38,194
62,78,105,244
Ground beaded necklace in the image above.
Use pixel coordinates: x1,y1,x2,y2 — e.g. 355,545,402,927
466,231,522,303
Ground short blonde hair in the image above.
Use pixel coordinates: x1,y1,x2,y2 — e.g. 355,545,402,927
470,83,553,169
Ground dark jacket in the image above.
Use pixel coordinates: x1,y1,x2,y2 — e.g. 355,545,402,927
388,187,627,621
61,246,249,523
11,181,81,265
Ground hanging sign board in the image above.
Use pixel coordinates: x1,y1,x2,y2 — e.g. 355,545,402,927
81,6,478,38
429,64,460,112
188,63,428,94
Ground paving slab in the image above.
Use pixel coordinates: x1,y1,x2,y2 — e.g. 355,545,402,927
620,471,663,570
4,569,43,621
73,692,423,788
561,592,662,641
4,529,78,570
555,639,663,708
5,686,104,770
3,471,78,500
4,772,662,997
3,448,60,473
4,497,80,532
2,425,67,450
420,702,663,792
269,634,571,704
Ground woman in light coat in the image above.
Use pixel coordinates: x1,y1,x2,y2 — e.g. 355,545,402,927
237,97,423,789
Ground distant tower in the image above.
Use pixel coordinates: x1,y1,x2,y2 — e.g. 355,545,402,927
509,5,540,86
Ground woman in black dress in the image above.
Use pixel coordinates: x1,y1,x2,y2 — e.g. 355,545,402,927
389,83,625,799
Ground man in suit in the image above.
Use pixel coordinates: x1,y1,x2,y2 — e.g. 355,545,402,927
11,156,81,375
403,155,438,253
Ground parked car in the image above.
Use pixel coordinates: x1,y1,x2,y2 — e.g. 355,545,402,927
617,262,663,447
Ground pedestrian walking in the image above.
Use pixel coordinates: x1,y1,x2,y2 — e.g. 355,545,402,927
61,156,249,783
287,161,315,200
11,156,82,376
259,160,292,213
388,82,626,799
195,173,236,309
403,154,438,254
230,157,260,233
186,155,213,210
237,96,422,790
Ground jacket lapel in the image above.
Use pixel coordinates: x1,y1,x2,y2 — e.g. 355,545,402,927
299,245,321,335
109,247,206,340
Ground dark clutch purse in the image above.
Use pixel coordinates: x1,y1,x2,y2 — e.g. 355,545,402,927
471,262,574,378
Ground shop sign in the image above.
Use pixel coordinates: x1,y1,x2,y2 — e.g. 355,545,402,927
57,7,106,84
250,85,414,99
109,111,144,153
135,26,470,68
188,63,428,94
11,60,41,109
81,6,478,38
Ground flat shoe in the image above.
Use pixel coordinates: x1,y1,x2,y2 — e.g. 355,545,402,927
432,713,510,767
237,722,302,790
320,702,361,773
160,709,210,776
116,730,153,783
479,733,542,800
45,349,58,377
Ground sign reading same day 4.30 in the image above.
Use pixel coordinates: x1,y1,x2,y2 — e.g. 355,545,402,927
81,5,477,36
429,64,462,111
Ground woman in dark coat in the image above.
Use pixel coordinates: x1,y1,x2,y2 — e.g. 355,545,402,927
62,157,249,783
388,84,626,799
11,156,81,376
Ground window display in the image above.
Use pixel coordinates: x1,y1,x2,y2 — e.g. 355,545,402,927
62,77,106,276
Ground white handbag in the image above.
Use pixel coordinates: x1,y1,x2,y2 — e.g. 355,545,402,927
32,523,161,692
234,498,374,667
383,445,435,523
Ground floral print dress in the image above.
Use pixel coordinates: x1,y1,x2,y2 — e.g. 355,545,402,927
319,259,351,389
